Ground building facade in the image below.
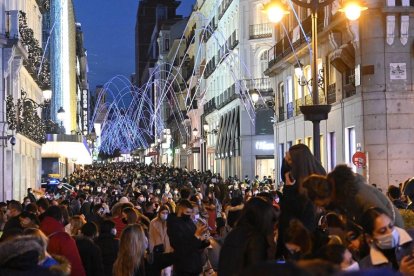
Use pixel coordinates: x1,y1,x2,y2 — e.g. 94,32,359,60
0,0,50,201
266,0,414,189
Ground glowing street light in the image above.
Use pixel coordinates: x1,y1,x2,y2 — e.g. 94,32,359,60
43,90,52,102
339,1,367,21
265,2,289,23
192,128,199,138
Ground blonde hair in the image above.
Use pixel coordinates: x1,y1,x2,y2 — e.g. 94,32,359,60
70,215,86,236
23,228,49,260
113,224,146,276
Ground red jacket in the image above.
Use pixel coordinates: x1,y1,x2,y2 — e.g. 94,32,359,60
40,216,86,276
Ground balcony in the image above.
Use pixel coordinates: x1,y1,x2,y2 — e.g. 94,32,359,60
249,23,273,40
327,83,336,104
204,98,217,117
203,56,216,79
230,30,239,50
268,11,324,70
216,83,238,109
244,78,273,93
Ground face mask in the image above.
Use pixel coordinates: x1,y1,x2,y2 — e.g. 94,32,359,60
344,261,360,272
122,218,128,224
160,213,168,221
110,228,117,236
97,188,102,193
375,228,400,250
193,214,200,222
181,214,191,221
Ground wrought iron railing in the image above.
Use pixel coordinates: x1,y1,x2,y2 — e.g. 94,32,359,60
244,78,272,92
249,23,273,39
19,11,50,89
268,11,325,69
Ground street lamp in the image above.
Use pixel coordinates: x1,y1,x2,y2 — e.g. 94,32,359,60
57,106,65,133
265,0,366,161
192,128,199,138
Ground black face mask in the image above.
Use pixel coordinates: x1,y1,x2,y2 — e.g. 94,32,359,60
181,214,192,221
122,218,128,224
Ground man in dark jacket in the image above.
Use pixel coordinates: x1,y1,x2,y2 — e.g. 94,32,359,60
95,220,119,276
75,222,104,276
167,199,209,276
2,200,23,240
79,194,92,221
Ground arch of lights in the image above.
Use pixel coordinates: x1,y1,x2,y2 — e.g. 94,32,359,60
89,10,270,155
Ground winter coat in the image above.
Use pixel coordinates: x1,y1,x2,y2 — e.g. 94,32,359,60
218,225,271,276
0,236,70,276
359,227,414,270
149,217,173,253
75,236,104,276
167,215,209,275
94,234,119,276
40,216,86,276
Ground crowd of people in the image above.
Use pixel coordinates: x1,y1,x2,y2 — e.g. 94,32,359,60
1,143,414,276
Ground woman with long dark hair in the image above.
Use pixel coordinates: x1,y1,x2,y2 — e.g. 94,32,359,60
278,144,326,258
218,196,279,276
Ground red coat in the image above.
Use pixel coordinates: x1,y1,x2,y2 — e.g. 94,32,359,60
40,216,86,276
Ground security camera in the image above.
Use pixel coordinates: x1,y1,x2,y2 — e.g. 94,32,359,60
9,136,16,146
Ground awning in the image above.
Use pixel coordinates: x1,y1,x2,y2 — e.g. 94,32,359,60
41,134,92,165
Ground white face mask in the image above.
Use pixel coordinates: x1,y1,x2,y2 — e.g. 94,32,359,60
375,228,400,250
111,228,117,236
160,213,168,221
344,261,360,272
194,214,200,222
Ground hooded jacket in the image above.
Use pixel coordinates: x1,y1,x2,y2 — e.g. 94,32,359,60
0,236,70,276
40,216,86,276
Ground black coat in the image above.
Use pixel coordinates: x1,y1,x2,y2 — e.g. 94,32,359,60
75,236,104,276
218,225,270,276
167,215,209,275
277,183,316,257
94,234,119,276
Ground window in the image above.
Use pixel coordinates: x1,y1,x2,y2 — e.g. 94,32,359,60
259,51,268,76
345,127,356,170
164,38,170,51
327,132,336,171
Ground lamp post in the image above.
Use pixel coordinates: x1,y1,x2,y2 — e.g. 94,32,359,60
264,0,367,161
